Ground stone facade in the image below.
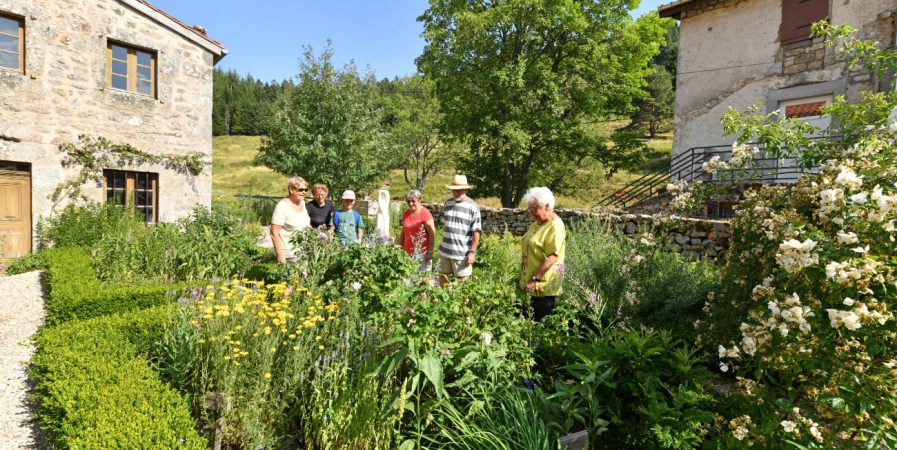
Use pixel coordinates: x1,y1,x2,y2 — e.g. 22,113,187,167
426,204,730,261
663,0,897,160
0,0,225,247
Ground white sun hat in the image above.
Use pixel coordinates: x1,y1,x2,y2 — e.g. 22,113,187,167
446,174,472,190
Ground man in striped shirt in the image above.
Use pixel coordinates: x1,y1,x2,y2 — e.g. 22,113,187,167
437,175,482,286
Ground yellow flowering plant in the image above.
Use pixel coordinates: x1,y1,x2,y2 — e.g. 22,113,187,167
163,278,344,447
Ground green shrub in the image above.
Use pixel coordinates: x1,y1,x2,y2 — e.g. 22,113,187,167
93,205,264,283
550,327,715,449
563,219,718,340
690,24,897,449
5,252,46,274
322,243,418,313
474,232,521,285
37,201,137,249
43,247,181,325
30,306,205,449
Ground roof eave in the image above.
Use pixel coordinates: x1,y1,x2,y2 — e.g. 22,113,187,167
658,0,712,20
118,0,228,63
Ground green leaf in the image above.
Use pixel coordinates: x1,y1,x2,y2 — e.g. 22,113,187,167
419,352,447,399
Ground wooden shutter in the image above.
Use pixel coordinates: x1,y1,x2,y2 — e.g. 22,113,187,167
781,0,829,45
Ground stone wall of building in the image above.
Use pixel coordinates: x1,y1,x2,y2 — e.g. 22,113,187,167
670,0,897,159
0,0,220,242
426,204,730,260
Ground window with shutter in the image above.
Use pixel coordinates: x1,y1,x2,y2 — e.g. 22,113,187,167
781,0,829,45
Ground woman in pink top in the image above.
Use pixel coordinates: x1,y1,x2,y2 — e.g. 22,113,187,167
397,190,437,271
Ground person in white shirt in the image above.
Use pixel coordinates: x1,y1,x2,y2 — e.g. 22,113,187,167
271,177,311,263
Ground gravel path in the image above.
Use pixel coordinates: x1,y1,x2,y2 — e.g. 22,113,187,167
0,271,47,450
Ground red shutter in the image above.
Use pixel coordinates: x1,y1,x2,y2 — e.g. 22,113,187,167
781,0,829,45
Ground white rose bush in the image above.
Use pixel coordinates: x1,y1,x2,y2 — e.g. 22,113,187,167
684,23,897,448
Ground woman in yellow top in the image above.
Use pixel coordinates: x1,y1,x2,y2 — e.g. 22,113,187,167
519,187,566,321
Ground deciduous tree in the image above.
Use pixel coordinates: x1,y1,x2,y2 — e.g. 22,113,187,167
380,75,460,191
417,0,669,207
255,45,392,196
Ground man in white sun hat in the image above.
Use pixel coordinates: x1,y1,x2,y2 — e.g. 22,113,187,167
437,174,482,286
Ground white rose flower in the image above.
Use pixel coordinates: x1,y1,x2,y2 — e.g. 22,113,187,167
702,156,730,175
871,185,883,201
741,335,757,356
850,192,868,204
836,231,859,244
781,420,797,433
842,311,862,330
834,168,863,190
877,194,897,214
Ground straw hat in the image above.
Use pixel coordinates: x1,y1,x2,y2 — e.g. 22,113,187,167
446,174,472,190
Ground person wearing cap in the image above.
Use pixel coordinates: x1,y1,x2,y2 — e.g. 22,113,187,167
436,175,482,286
271,177,312,264
334,190,365,245
307,183,335,233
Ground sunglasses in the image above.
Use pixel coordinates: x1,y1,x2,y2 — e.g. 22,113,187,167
293,188,308,192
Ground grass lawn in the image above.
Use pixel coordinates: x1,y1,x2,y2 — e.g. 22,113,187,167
213,128,673,209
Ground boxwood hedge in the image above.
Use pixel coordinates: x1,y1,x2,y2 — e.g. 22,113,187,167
42,247,184,326
30,305,205,449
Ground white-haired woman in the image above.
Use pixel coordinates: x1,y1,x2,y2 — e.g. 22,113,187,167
271,177,311,264
398,189,436,271
520,187,566,321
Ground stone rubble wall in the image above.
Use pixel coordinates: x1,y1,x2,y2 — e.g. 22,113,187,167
426,204,731,261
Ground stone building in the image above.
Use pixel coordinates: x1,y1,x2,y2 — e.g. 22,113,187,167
660,0,896,169
0,0,226,260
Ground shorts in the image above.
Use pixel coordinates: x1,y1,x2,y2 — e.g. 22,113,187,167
436,254,472,278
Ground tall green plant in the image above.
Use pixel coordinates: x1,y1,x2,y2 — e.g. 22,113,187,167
256,44,392,196
417,1,670,206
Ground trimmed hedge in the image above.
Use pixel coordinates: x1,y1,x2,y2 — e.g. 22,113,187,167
30,306,205,449
43,247,184,326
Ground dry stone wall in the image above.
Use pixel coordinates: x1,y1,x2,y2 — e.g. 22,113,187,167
426,204,731,261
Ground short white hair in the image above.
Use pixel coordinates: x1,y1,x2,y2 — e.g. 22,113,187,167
406,189,422,201
523,187,555,210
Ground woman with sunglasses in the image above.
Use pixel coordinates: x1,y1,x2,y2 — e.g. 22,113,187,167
271,177,311,264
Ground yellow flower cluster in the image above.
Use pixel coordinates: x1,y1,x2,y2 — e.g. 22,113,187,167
186,278,340,366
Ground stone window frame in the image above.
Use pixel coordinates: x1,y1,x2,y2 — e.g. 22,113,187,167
0,11,25,74
105,40,157,98
103,169,159,223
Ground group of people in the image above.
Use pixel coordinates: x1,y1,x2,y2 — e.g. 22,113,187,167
270,174,566,321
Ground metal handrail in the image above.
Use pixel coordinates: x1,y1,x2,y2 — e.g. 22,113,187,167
598,135,839,210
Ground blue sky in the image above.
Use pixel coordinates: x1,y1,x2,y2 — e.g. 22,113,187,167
148,0,670,83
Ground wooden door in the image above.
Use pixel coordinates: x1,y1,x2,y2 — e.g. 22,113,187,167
0,166,31,262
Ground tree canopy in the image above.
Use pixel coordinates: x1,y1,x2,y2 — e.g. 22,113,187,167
254,45,393,196
213,69,292,136
379,75,460,191
417,0,671,206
